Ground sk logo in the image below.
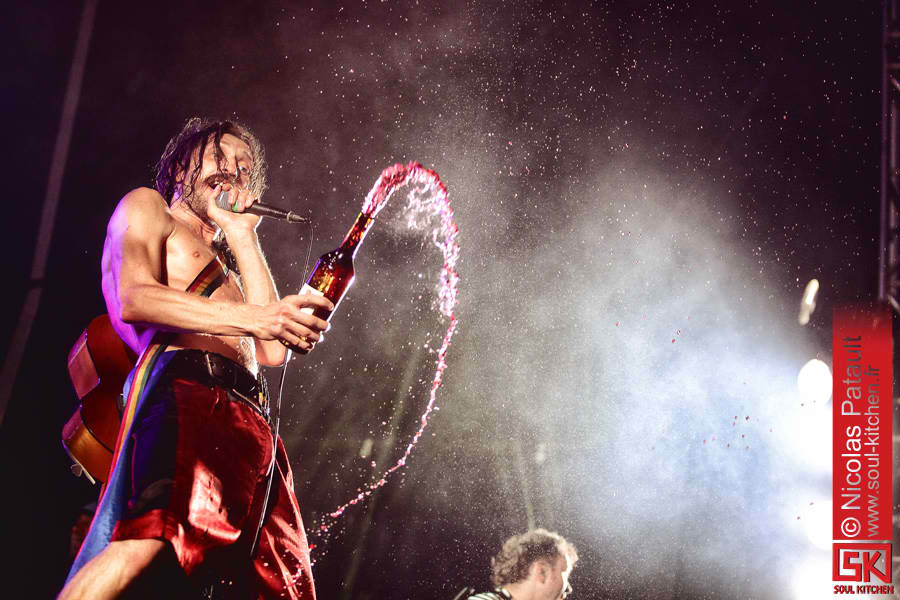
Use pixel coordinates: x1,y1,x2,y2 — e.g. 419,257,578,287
833,544,892,583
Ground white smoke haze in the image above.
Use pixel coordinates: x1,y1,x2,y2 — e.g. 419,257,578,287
271,153,830,598
2,2,878,599
239,3,854,597
376,159,828,597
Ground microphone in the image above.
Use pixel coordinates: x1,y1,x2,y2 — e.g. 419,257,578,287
215,190,310,223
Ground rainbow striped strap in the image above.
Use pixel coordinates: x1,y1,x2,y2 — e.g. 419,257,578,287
107,252,229,487
67,252,231,582
186,251,230,296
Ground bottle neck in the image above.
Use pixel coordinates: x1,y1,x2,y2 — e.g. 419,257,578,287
340,212,374,257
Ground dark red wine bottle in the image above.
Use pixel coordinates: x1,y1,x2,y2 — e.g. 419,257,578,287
298,211,374,325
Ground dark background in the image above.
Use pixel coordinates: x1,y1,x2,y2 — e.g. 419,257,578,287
0,1,882,599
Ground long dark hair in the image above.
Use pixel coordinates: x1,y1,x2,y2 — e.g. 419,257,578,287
154,117,268,203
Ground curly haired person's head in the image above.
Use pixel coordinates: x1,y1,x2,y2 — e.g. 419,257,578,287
154,117,267,204
490,529,578,588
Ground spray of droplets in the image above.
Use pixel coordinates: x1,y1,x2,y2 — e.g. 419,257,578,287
307,162,459,557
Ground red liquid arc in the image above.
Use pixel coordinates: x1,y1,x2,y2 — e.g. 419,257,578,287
299,162,460,566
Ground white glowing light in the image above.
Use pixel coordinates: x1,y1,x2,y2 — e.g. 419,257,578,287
359,437,374,459
798,278,819,325
534,443,547,464
802,500,831,551
791,556,833,600
797,359,832,405
781,401,832,473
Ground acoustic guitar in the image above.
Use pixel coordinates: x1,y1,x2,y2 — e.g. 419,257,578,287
62,315,136,483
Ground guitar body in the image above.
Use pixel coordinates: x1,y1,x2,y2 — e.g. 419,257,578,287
62,315,136,483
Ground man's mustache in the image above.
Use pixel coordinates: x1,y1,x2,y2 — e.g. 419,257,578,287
204,172,239,189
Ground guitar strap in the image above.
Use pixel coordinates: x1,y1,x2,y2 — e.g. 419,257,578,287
66,252,230,583
112,252,230,469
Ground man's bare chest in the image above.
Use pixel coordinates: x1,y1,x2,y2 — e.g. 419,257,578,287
165,224,242,301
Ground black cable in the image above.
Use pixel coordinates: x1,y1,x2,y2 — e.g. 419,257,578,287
249,219,315,560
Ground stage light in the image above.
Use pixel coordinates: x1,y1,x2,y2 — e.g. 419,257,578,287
781,400,832,473
359,438,374,458
802,499,831,551
534,442,547,464
798,279,819,325
791,556,833,600
797,358,832,405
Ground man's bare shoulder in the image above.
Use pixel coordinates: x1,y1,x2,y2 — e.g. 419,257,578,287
115,186,170,219
108,187,175,237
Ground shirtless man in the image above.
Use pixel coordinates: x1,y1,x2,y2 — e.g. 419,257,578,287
60,118,330,599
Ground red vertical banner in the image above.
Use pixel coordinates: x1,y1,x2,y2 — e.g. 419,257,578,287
833,305,892,545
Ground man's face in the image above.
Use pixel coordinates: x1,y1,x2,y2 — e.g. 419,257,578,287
538,554,573,600
184,132,254,215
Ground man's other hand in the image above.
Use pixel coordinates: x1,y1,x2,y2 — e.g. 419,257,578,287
255,293,334,352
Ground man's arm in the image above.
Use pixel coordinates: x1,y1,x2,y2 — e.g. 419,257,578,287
224,228,293,366
206,183,328,366
109,187,331,348
110,187,265,337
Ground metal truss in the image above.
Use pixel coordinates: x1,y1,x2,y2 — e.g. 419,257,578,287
881,0,900,312
879,3,900,595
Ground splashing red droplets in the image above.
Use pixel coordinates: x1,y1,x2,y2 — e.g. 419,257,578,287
305,162,459,563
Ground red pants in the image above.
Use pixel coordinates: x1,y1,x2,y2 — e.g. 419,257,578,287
110,376,315,599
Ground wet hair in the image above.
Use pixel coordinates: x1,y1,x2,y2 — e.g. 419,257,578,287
490,529,578,587
154,117,267,204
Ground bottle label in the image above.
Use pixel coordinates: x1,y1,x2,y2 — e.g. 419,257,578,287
298,283,325,315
